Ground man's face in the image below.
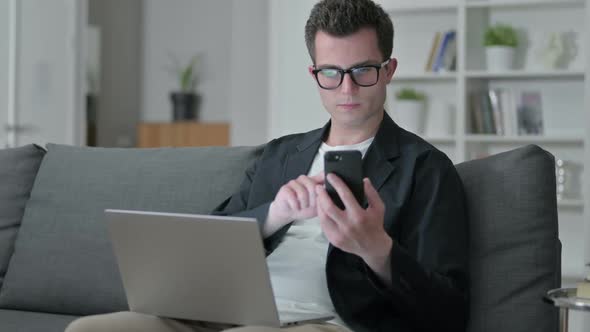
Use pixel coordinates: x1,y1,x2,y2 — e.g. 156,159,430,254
310,28,397,129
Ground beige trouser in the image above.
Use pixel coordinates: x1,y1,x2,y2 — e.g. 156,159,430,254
64,311,351,332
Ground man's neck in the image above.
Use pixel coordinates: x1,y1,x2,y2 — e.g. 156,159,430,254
324,111,383,146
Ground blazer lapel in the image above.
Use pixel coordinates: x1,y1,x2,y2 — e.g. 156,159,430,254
282,122,329,182
363,112,400,191
363,146,395,192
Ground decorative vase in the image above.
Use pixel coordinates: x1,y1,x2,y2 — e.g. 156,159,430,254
393,100,426,134
170,92,201,121
486,46,516,71
536,32,566,70
555,159,583,201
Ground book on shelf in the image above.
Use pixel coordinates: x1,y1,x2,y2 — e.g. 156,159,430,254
425,30,456,73
518,92,544,135
425,32,441,71
469,91,496,134
469,89,543,136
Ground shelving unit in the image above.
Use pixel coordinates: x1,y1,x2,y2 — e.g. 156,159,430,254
465,134,585,144
377,0,588,317
395,73,457,81
465,0,584,9
464,69,585,79
559,199,585,209
386,2,458,13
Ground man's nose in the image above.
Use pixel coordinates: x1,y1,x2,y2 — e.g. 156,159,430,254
340,73,358,94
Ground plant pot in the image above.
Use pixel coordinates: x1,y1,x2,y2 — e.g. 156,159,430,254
486,46,515,71
393,100,426,134
170,92,201,121
86,94,98,146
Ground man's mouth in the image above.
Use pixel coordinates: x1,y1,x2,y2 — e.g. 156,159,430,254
337,103,361,109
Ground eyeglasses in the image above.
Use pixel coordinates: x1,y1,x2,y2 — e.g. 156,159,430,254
312,59,390,90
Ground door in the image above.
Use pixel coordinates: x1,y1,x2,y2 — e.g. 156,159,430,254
0,0,86,148
0,0,10,148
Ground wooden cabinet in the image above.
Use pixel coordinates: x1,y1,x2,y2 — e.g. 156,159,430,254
137,122,230,147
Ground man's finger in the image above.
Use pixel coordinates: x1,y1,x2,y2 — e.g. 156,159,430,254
298,176,318,206
326,173,359,211
310,172,325,184
316,184,345,221
289,180,309,208
317,196,340,234
284,187,300,211
364,178,384,211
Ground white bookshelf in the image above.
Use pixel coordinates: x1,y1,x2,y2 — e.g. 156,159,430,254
559,199,585,208
386,2,458,13
465,134,585,144
465,0,585,9
424,136,456,144
465,69,585,79
395,73,457,81
380,1,589,328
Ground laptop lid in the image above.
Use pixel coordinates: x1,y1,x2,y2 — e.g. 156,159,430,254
105,209,333,328
106,209,282,327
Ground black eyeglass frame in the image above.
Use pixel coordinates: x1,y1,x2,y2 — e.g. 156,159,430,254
311,59,391,90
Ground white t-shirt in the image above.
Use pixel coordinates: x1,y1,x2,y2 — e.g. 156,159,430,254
266,137,375,327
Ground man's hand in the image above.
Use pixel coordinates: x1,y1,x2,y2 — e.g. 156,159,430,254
316,173,393,285
264,173,325,237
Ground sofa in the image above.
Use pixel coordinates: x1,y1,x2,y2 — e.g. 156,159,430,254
0,143,560,332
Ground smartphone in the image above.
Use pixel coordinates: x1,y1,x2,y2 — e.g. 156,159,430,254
324,150,365,209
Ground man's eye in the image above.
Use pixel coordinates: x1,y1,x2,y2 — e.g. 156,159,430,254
353,67,372,74
320,69,339,78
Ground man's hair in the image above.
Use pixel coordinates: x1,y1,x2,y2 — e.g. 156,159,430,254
304,0,394,63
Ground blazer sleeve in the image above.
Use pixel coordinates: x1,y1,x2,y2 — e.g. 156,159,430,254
365,149,469,331
210,146,288,253
211,153,271,225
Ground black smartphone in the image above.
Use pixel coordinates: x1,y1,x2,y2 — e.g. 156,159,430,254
324,150,365,209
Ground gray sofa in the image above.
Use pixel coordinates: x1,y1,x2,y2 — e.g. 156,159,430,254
0,143,560,332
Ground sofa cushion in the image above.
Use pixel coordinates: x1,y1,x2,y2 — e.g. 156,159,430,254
0,145,45,288
455,144,560,332
0,143,263,316
0,309,78,332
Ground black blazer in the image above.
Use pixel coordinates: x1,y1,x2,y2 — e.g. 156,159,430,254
213,112,469,332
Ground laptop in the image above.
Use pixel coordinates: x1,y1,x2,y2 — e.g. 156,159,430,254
105,209,334,328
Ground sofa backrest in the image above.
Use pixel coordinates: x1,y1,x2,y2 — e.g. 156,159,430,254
0,143,562,328
0,145,45,288
0,144,263,316
455,144,560,332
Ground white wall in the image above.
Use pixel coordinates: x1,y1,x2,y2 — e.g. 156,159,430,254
141,0,269,146
269,0,328,140
142,0,232,124
229,0,269,146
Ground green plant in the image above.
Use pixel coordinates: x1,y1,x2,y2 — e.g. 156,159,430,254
484,24,518,48
396,88,426,101
167,54,200,93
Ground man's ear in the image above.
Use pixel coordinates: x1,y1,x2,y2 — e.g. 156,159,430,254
385,58,398,82
308,66,315,77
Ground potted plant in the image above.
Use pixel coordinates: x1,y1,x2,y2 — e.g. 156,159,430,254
484,23,518,71
393,88,427,134
168,55,201,121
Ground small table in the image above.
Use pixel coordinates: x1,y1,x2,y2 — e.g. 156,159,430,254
545,287,590,332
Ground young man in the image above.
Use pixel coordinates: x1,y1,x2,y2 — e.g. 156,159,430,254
65,0,468,331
